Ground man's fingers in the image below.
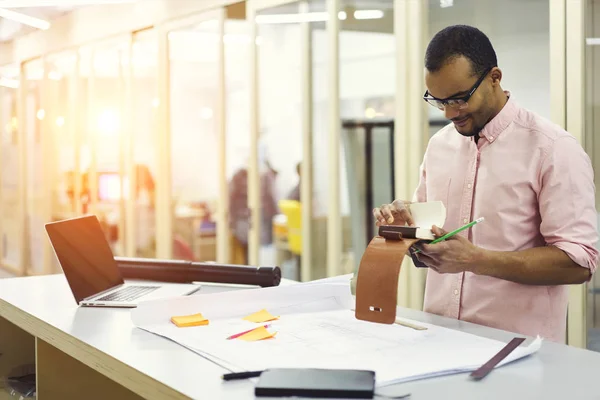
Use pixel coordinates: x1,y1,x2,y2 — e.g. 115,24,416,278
391,199,409,213
418,252,443,272
401,209,415,227
420,242,444,255
416,252,437,269
380,204,394,224
431,225,447,237
373,208,384,226
374,200,416,226
391,200,414,226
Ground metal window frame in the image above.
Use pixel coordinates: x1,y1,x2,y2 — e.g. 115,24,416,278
565,0,588,348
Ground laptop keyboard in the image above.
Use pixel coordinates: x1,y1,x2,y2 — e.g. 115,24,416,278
96,286,159,302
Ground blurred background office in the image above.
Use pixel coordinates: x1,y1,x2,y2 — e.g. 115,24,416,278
0,0,598,350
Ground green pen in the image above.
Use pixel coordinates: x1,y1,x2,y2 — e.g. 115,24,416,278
413,217,485,254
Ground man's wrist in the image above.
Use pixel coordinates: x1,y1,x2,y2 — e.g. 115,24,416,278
468,248,496,276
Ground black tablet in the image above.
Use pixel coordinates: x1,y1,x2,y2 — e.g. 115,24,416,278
255,368,375,398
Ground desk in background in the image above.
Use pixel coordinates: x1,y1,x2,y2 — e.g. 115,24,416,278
2,274,600,399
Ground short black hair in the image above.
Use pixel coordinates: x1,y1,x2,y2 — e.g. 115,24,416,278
425,25,497,77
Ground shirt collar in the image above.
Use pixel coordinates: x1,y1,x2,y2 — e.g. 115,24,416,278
478,91,517,143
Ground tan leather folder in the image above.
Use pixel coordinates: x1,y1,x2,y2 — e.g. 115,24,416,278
355,201,446,324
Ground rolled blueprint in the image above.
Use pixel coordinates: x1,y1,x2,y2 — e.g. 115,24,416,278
115,257,281,287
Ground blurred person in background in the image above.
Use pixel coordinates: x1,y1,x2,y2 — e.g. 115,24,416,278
228,156,279,265
286,162,301,202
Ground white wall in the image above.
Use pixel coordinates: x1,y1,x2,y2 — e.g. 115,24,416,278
427,0,550,120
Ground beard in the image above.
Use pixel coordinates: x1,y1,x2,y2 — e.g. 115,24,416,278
452,113,486,138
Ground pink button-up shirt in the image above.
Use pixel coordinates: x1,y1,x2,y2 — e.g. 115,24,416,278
413,94,599,343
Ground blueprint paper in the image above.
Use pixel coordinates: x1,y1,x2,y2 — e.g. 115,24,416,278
131,281,541,386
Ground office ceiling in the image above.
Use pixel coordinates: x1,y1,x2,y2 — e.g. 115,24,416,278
0,7,75,42
0,0,136,42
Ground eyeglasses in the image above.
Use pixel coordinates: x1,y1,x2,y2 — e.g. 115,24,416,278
423,67,493,110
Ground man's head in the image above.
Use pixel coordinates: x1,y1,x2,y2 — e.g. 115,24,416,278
424,25,505,137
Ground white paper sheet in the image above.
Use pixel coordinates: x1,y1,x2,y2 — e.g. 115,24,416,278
131,281,542,386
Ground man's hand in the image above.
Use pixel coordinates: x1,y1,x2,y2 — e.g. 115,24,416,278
414,227,591,285
373,200,415,227
415,226,483,274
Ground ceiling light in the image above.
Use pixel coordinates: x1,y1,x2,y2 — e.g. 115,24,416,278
586,38,600,45
0,8,50,30
0,0,136,7
440,0,454,7
353,10,384,20
256,12,328,24
256,11,348,24
0,77,19,88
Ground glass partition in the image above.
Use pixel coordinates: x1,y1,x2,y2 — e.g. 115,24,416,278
168,19,220,261
339,0,395,275
254,1,304,277
91,40,129,255
251,0,332,280
0,64,20,273
46,51,78,221
254,2,302,272
131,30,159,258
225,17,251,264
43,51,79,273
23,59,46,274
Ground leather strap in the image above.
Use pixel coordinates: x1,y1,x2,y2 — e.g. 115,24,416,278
355,236,420,324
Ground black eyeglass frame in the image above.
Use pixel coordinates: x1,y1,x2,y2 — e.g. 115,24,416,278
423,67,494,109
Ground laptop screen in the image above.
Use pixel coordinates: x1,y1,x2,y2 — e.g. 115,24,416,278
45,215,124,304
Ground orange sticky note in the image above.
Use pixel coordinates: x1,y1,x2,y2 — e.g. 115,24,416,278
237,326,277,341
242,309,279,323
170,313,209,327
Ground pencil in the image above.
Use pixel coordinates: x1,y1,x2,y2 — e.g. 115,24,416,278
226,324,270,340
413,217,484,254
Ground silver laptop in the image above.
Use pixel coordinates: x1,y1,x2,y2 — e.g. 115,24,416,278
45,215,199,307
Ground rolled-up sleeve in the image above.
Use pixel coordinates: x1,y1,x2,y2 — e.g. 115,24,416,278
538,136,599,273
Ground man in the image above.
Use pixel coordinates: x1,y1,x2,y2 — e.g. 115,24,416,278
373,25,598,343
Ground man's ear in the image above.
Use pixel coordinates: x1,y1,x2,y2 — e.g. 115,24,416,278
490,67,502,86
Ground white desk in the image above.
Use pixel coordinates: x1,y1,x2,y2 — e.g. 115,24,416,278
1,274,600,399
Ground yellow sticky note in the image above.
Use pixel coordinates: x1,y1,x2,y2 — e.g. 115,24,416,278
242,309,279,323
238,326,277,341
170,313,209,328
